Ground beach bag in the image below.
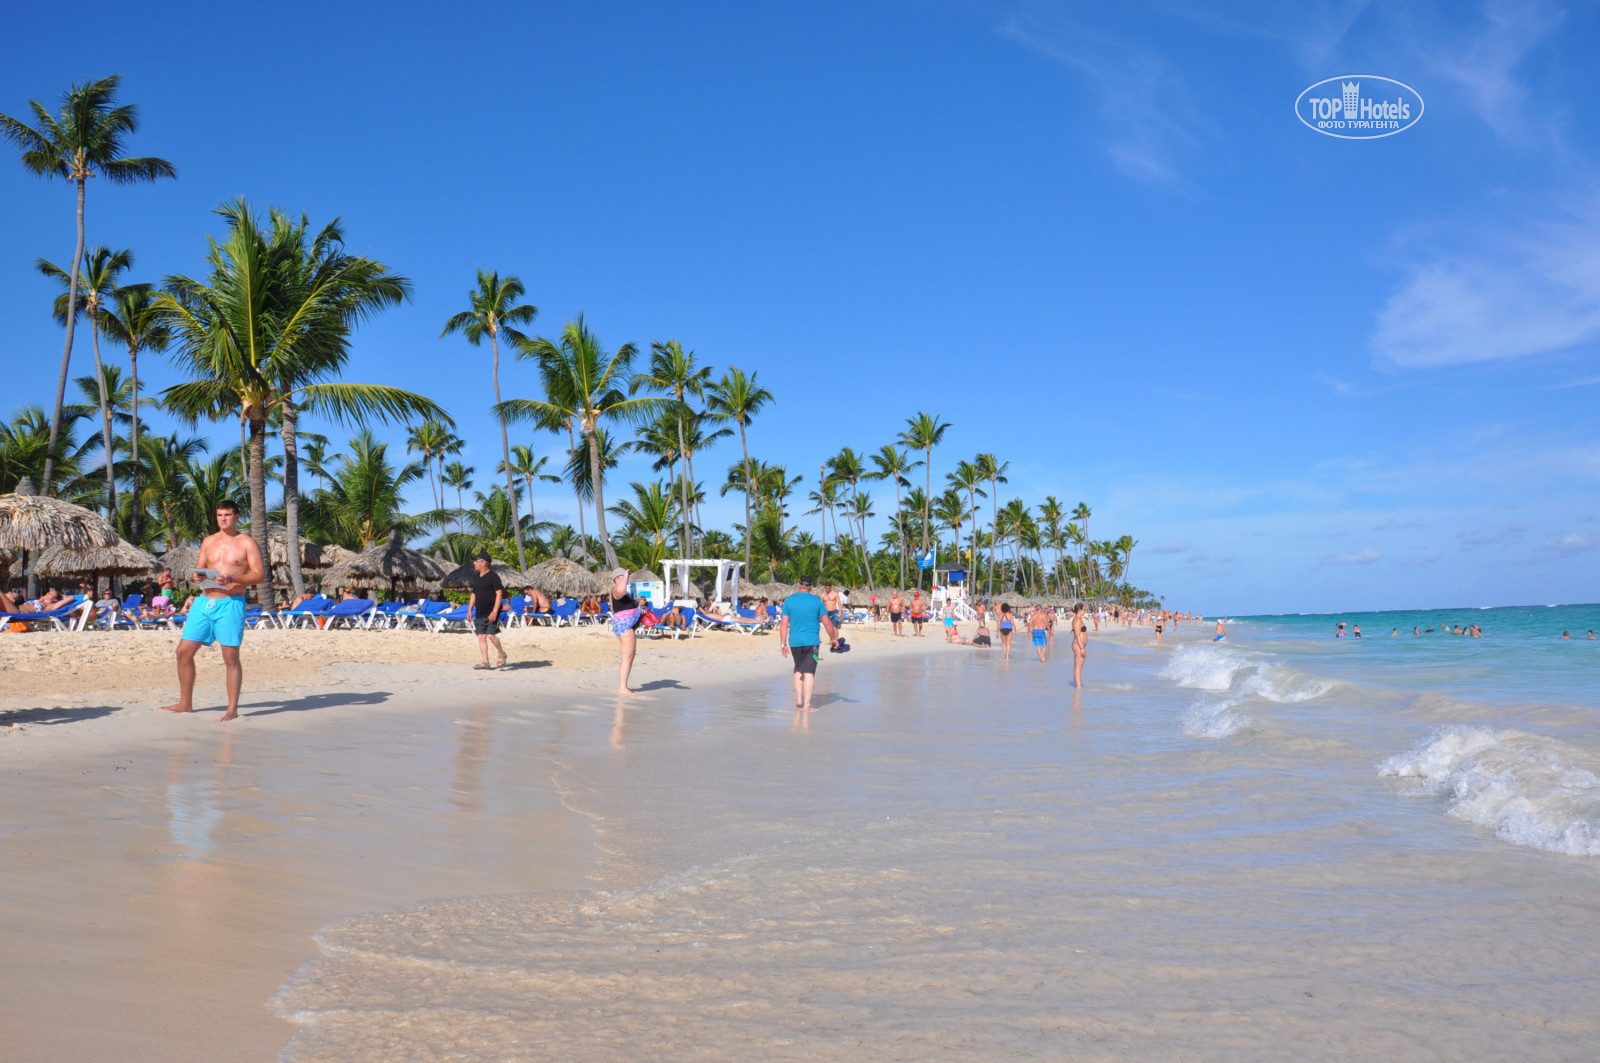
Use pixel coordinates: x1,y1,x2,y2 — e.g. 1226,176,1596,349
640,608,660,627
6,622,25,633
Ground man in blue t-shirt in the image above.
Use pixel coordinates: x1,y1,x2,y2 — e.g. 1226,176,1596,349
780,575,840,711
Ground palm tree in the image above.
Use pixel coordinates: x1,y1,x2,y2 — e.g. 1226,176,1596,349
947,459,987,582
160,201,443,605
503,444,561,541
897,411,950,587
1,75,174,496
636,340,713,559
560,426,633,561
609,480,679,550
301,429,424,548
867,444,918,589
805,469,840,573
1116,534,1138,591
442,461,474,545
99,281,170,542
503,316,664,570
932,487,970,567
976,454,1009,595
1038,497,1065,596
999,498,1031,593
406,419,455,512
705,366,774,577
827,447,873,591
1072,502,1092,593
440,270,537,571
39,245,132,523
129,431,207,548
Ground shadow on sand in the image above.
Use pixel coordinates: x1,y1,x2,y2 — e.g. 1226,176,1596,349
1,704,123,727
496,660,552,672
636,679,689,692
239,690,394,717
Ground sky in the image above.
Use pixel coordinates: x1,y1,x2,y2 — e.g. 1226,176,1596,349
2,0,1597,615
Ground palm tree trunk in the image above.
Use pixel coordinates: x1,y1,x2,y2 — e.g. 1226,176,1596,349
490,330,528,571
247,413,276,610
42,177,86,497
280,398,306,597
920,448,932,590
738,423,753,576
87,314,117,526
566,424,589,564
817,465,828,576
588,427,619,569
987,482,998,596
675,406,692,559
129,344,142,543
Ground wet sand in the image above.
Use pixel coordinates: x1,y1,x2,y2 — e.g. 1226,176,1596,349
0,621,948,1062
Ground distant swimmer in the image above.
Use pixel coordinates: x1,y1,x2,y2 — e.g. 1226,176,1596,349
1414,626,1420,635
1336,622,1346,638
1353,624,1362,638
1562,631,1571,639
1215,618,1226,641
1391,628,1399,637
1589,630,1596,640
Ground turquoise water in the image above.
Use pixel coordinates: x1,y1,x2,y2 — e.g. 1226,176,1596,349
1228,604,1600,710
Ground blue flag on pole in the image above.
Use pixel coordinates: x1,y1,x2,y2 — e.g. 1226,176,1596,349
916,550,935,569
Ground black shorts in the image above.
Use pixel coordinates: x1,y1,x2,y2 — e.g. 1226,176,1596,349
474,616,501,636
910,614,925,625
791,645,819,674
889,611,903,623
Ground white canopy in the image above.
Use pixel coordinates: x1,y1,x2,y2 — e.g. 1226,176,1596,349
661,558,745,604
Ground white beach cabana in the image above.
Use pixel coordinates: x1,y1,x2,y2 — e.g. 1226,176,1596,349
661,558,746,609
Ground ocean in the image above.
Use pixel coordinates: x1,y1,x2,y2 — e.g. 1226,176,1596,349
275,607,1600,1061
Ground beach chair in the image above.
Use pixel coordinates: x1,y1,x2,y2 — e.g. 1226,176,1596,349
278,595,333,628
550,600,581,627
395,600,450,630
369,600,412,629
322,598,377,630
426,603,472,633
0,600,85,632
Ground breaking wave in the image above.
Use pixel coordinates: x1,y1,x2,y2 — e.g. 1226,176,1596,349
1380,726,1600,856
1160,645,1335,739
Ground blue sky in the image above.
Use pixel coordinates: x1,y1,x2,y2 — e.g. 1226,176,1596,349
2,0,1597,614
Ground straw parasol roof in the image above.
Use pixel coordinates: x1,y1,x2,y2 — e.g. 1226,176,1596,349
525,557,609,598
31,540,160,578
157,544,201,579
321,539,447,591
265,524,329,569
438,558,531,590
0,487,119,552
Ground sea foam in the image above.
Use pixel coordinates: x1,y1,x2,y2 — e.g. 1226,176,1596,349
1380,726,1600,856
1160,645,1334,739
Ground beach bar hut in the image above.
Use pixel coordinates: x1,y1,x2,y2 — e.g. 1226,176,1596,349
439,558,530,591
320,539,447,597
525,557,610,600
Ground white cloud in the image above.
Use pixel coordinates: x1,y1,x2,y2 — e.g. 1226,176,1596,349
1326,548,1382,565
1401,550,1444,567
1415,0,1564,142
1525,533,1598,561
1459,522,1529,546
1150,541,1191,554
1372,206,1600,368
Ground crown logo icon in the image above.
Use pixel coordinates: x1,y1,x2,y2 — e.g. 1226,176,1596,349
1341,81,1360,118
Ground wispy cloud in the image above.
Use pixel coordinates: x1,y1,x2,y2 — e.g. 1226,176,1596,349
1150,541,1191,554
1373,518,1423,531
1326,547,1382,565
1459,522,1530,546
1401,550,1444,567
1524,533,1598,561
994,7,1207,187
1372,200,1600,368
1414,0,1564,142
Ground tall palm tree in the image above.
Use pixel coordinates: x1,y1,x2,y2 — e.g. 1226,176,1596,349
1116,534,1138,592
39,246,132,523
1072,502,1092,594
947,459,987,582
99,281,170,542
406,419,454,513
442,460,474,547
636,340,713,559
160,201,443,605
827,447,873,591
705,366,774,577
503,317,663,570
1,75,174,496
1038,496,1065,596
805,469,840,573
867,444,918,589
976,454,1009,595
440,270,537,571
897,411,950,588
301,429,425,548
608,480,679,549
1000,498,1031,593
503,444,561,539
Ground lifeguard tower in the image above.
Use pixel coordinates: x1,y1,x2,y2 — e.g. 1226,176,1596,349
660,558,746,609
931,562,976,620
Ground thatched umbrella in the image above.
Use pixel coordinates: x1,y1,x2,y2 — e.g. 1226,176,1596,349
438,558,530,590
525,556,608,599
0,485,119,552
265,523,327,569
30,540,161,596
157,544,201,580
321,540,447,596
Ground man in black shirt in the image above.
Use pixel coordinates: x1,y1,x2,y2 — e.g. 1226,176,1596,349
467,553,506,670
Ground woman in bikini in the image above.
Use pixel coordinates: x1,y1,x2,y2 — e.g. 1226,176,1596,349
1072,602,1089,688
997,603,1016,659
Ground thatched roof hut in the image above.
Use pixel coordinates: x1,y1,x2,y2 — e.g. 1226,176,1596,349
525,557,609,598
0,487,119,552
321,540,447,593
438,558,530,590
265,524,330,570
31,540,160,578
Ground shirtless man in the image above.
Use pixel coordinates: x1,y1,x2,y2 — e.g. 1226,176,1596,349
820,582,843,632
1028,603,1051,662
160,500,264,721
1071,602,1089,688
888,590,905,636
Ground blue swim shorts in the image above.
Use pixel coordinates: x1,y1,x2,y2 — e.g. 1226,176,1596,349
181,595,247,647
1031,628,1048,647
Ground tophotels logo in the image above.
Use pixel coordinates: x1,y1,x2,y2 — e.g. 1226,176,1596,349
1296,75,1423,139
